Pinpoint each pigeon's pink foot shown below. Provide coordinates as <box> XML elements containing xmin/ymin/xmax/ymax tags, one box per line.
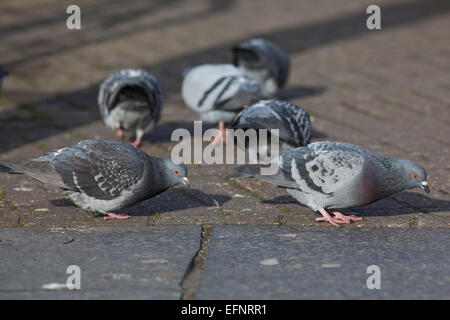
<box><xmin>332</xmin><ymin>210</ymin><xmax>362</xmax><ymax>223</ymax></box>
<box><xmin>211</xmin><ymin>121</ymin><xmax>228</xmax><ymax>144</ymax></box>
<box><xmin>103</xmin><ymin>212</ymin><xmax>130</xmax><ymax>220</ymax></box>
<box><xmin>129</xmin><ymin>138</ymin><xmax>142</xmax><ymax>148</ymax></box>
<box><xmin>315</xmin><ymin>210</ymin><xmax>362</xmax><ymax>225</ymax></box>
<box><xmin>129</xmin><ymin>130</ymin><xmax>144</xmax><ymax>148</ymax></box>
<box><xmin>316</xmin><ymin>208</ymin><xmax>340</xmax><ymax>227</ymax></box>
<box><xmin>116</xmin><ymin>128</ymin><xmax>124</xmax><ymax>140</ymax></box>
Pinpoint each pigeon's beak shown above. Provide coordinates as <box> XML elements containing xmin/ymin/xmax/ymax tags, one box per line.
<box><xmin>421</xmin><ymin>181</ymin><xmax>430</xmax><ymax>193</ymax></box>
<box><xmin>182</xmin><ymin>177</ymin><xmax>191</xmax><ymax>191</ymax></box>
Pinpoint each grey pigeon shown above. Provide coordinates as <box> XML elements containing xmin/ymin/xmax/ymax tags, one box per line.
<box><xmin>0</xmin><ymin>140</ymin><xmax>189</xmax><ymax>220</ymax></box>
<box><xmin>0</xmin><ymin>66</ymin><xmax>8</xmax><ymax>92</ymax></box>
<box><xmin>182</xmin><ymin>64</ymin><xmax>265</xmax><ymax>142</ymax></box>
<box><xmin>232</xmin><ymin>38</ymin><xmax>289</xmax><ymax>96</ymax></box>
<box><xmin>98</xmin><ymin>69</ymin><xmax>163</xmax><ymax>147</ymax></box>
<box><xmin>232</xmin><ymin>99</ymin><xmax>312</xmax><ymax>159</ymax></box>
<box><xmin>228</xmin><ymin>142</ymin><xmax>429</xmax><ymax>226</ymax></box>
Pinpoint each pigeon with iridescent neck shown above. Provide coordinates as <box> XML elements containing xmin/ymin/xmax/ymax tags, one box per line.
<box><xmin>228</xmin><ymin>142</ymin><xmax>429</xmax><ymax>226</ymax></box>
<box><xmin>0</xmin><ymin>140</ymin><xmax>189</xmax><ymax>220</ymax></box>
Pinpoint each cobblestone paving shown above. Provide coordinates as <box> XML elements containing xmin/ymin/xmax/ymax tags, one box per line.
<box><xmin>0</xmin><ymin>0</ymin><xmax>449</xmax><ymax>299</ymax></box>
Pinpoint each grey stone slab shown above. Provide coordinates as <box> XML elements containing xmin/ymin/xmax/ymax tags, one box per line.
<box><xmin>0</xmin><ymin>226</ymin><xmax>201</xmax><ymax>299</ymax></box>
<box><xmin>197</xmin><ymin>226</ymin><xmax>450</xmax><ymax>299</ymax></box>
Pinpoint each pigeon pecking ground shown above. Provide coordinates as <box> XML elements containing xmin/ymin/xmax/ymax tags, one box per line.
<box><xmin>0</xmin><ymin>0</ymin><xmax>449</xmax><ymax>300</ymax></box>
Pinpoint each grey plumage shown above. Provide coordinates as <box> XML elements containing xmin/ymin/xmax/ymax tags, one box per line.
<box><xmin>98</xmin><ymin>69</ymin><xmax>163</xmax><ymax>142</ymax></box>
<box><xmin>0</xmin><ymin>140</ymin><xmax>189</xmax><ymax>215</ymax></box>
<box><xmin>229</xmin><ymin>142</ymin><xmax>429</xmax><ymax>222</ymax></box>
<box><xmin>232</xmin><ymin>99</ymin><xmax>312</xmax><ymax>156</ymax></box>
<box><xmin>181</xmin><ymin>64</ymin><xmax>265</xmax><ymax>124</ymax></box>
<box><xmin>0</xmin><ymin>66</ymin><xmax>8</xmax><ymax>92</ymax></box>
<box><xmin>232</xmin><ymin>38</ymin><xmax>289</xmax><ymax>96</ymax></box>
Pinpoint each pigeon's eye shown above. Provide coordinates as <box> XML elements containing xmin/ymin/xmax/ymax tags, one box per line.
<box><xmin>412</xmin><ymin>173</ymin><xmax>418</xmax><ymax>178</ymax></box>
<box><xmin>174</xmin><ymin>170</ymin><xmax>179</xmax><ymax>175</ymax></box>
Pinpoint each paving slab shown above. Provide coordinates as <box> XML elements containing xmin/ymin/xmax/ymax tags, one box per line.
<box><xmin>197</xmin><ymin>226</ymin><xmax>450</xmax><ymax>299</ymax></box>
<box><xmin>0</xmin><ymin>226</ymin><xmax>201</xmax><ymax>299</ymax></box>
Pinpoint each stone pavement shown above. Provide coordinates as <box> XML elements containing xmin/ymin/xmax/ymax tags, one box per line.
<box><xmin>0</xmin><ymin>226</ymin><xmax>200</xmax><ymax>299</ymax></box>
<box><xmin>0</xmin><ymin>0</ymin><xmax>449</xmax><ymax>299</ymax></box>
<box><xmin>197</xmin><ymin>226</ymin><xmax>450</xmax><ymax>299</ymax></box>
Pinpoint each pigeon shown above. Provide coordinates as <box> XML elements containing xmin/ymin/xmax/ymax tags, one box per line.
<box><xmin>232</xmin><ymin>99</ymin><xmax>312</xmax><ymax>159</ymax></box>
<box><xmin>0</xmin><ymin>140</ymin><xmax>190</xmax><ymax>220</ymax></box>
<box><xmin>228</xmin><ymin>141</ymin><xmax>429</xmax><ymax>226</ymax></box>
<box><xmin>0</xmin><ymin>66</ymin><xmax>8</xmax><ymax>92</ymax></box>
<box><xmin>98</xmin><ymin>69</ymin><xmax>163</xmax><ymax>147</ymax></box>
<box><xmin>232</xmin><ymin>38</ymin><xmax>289</xmax><ymax>96</ymax></box>
<box><xmin>181</xmin><ymin>63</ymin><xmax>265</xmax><ymax>142</ymax></box>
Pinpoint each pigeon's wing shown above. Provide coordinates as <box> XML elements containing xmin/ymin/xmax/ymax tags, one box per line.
<box><xmin>198</xmin><ymin>75</ymin><xmax>262</xmax><ymax>111</ymax></box>
<box><xmin>228</xmin><ymin>160</ymin><xmax>298</xmax><ymax>189</ymax></box>
<box><xmin>278</xmin><ymin>144</ymin><xmax>365</xmax><ymax>196</ymax></box>
<box><xmin>98</xmin><ymin>69</ymin><xmax>162</xmax><ymax>119</ymax></box>
<box><xmin>1</xmin><ymin>141</ymin><xmax>146</xmax><ymax>200</ymax></box>
<box><xmin>182</xmin><ymin>64</ymin><xmax>263</xmax><ymax>113</ymax></box>
<box><xmin>232</xmin><ymin>100</ymin><xmax>311</xmax><ymax>146</ymax></box>
<box><xmin>0</xmin><ymin>158</ymin><xmax>67</xmax><ymax>187</ymax></box>
<box><xmin>232</xmin><ymin>38</ymin><xmax>290</xmax><ymax>88</ymax></box>
<box><xmin>242</xmin><ymin>143</ymin><xmax>364</xmax><ymax>196</ymax></box>
<box><xmin>49</xmin><ymin>140</ymin><xmax>145</xmax><ymax>200</ymax></box>
<box><xmin>217</xmin><ymin>76</ymin><xmax>263</xmax><ymax>111</ymax></box>
<box><xmin>236</xmin><ymin>115</ymin><xmax>294</xmax><ymax>142</ymax></box>
<box><xmin>283</xmin><ymin>103</ymin><xmax>311</xmax><ymax>146</ymax></box>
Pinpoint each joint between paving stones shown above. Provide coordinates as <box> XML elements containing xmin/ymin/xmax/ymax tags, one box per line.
<box><xmin>180</xmin><ymin>224</ymin><xmax>213</xmax><ymax>300</ymax></box>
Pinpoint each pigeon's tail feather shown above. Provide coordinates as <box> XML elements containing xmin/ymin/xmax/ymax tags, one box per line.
<box><xmin>226</xmin><ymin>164</ymin><xmax>262</xmax><ymax>179</ymax></box>
<box><xmin>0</xmin><ymin>160</ymin><xmax>23</xmax><ymax>174</ymax></box>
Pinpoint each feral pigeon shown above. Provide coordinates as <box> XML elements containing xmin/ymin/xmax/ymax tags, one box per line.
<box><xmin>232</xmin><ymin>38</ymin><xmax>289</xmax><ymax>96</ymax></box>
<box><xmin>232</xmin><ymin>99</ymin><xmax>312</xmax><ymax>159</ymax></box>
<box><xmin>182</xmin><ymin>63</ymin><xmax>265</xmax><ymax>142</ymax></box>
<box><xmin>228</xmin><ymin>142</ymin><xmax>429</xmax><ymax>226</ymax></box>
<box><xmin>0</xmin><ymin>66</ymin><xmax>8</xmax><ymax>92</ymax></box>
<box><xmin>0</xmin><ymin>140</ymin><xmax>189</xmax><ymax>220</ymax></box>
<box><xmin>98</xmin><ymin>69</ymin><xmax>163</xmax><ymax>147</ymax></box>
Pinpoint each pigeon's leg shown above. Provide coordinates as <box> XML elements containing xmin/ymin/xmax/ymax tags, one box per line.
<box><xmin>331</xmin><ymin>210</ymin><xmax>362</xmax><ymax>223</ymax></box>
<box><xmin>211</xmin><ymin>121</ymin><xmax>229</xmax><ymax>144</ymax></box>
<box><xmin>103</xmin><ymin>212</ymin><xmax>130</xmax><ymax>220</ymax></box>
<box><xmin>315</xmin><ymin>208</ymin><xmax>340</xmax><ymax>227</ymax></box>
<box><xmin>116</xmin><ymin>128</ymin><xmax>124</xmax><ymax>140</ymax></box>
<box><xmin>129</xmin><ymin>129</ymin><xmax>144</xmax><ymax>148</ymax></box>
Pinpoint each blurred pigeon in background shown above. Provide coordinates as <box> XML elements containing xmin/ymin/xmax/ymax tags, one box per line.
<box><xmin>232</xmin><ymin>38</ymin><xmax>289</xmax><ymax>96</ymax></box>
<box><xmin>182</xmin><ymin>64</ymin><xmax>265</xmax><ymax>142</ymax></box>
<box><xmin>98</xmin><ymin>69</ymin><xmax>163</xmax><ymax>147</ymax></box>
<box><xmin>0</xmin><ymin>66</ymin><xmax>8</xmax><ymax>93</ymax></box>
<box><xmin>232</xmin><ymin>99</ymin><xmax>312</xmax><ymax>159</ymax></box>
<box><xmin>0</xmin><ymin>140</ymin><xmax>190</xmax><ymax>220</ymax></box>
<box><xmin>228</xmin><ymin>142</ymin><xmax>429</xmax><ymax>226</ymax></box>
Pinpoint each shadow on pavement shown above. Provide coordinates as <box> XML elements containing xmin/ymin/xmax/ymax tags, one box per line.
<box><xmin>276</xmin><ymin>85</ymin><xmax>326</xmax><ymax>101</ymax></box>
<box><xmin>263</xmin><ymin>191</ymin><xmax>450</xmax><ymax>216</ymax></box>
<box><xmin>50</xmin><ymin>188</ymin><xmax>231</xmax><ymax>217</ymax></box>
<box><xmin>3</xmin><ymin>0</ymin><xmax>236</xmax><ymax>67</ymax></box>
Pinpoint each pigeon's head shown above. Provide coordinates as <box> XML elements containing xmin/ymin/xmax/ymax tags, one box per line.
<box><xmin>398</xmin><ymin>159</ymin><xmax>429</xmax><ymax>193</ymax></box>
<box><xmin>162</xmin><ymin>159</ymin><xmax>190</xmax><ymax>189</ymax></box>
